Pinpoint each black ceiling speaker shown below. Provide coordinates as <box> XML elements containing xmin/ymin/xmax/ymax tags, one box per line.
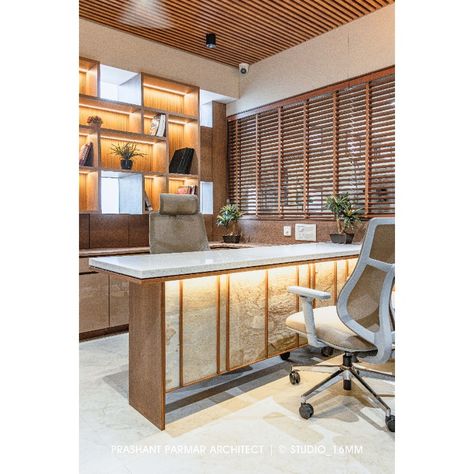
<box><xmin>206</xmin><ymin>33</ymin><xmax>216</xmax><ymax>49</ymax></box>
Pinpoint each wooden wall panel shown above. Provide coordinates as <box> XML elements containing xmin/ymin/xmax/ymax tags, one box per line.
<box><xmin>200</xmin><ymin>126</ymin><xmax>213</xmax><ymax>181</ymax></box>
<box><xmin>128</xmin><ymin>214</ymin><xmax>149</xmax><ymax>247</ymax></box>
<box><xmin>109</xmin><ymin>277</ymin><xmax>129</xmax><ymax>326</ymax></box>
<box><xmin>79</xmin><ymin>214</ymin><xmax>90</xmax><ymax>249</ymax></box>
<box><xmin>237</xmin><ymin>218</ymin><xmax>368</xmax><ymax>244</ymax></box>
<box><xmin>79</xmin><ymin>273</ymin><xmax>109</xmax><ymax>332</ymax></box>
<box><xmin>89</xmin><ymin>214</ymin><xmax>129</xmax><ymax>248</ymax></box>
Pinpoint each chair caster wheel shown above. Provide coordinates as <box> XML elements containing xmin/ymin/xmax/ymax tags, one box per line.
<box><xmin>280</xmin><ymin>352</ymin><xmax>291</xmax><ymax>361</ymax></box>
<box><xmin>299</xmin><ymin>403</ymin><xmax>314</xmax><ymax>419</ymax></box>
<box><xmin>343</xmin><ymin>379</ymin><xmax>352</xmax><ymax>391</ymax></box>
<box><xmin>289</xmin><ymin>370</ymin><xmax>300</xmax><ymax>385</ymax></box>
<box><xmin>385</xmin><ymin>415</ymin><xmax>395</xmax><ymax>432</ymax></box>
<box><xmin>321</xmin><ymin>347</ymin><xmax>334</xmax><ymax>357</ymax></box>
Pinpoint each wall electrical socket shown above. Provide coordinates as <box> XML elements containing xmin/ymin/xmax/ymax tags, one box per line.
<box><xmin>295</xmin><ymin>223</ymin><xmax>317</xmax><ymax>241</ymax></box>
<box><xmin>283</xmin><ymin>225</ymin><xmax>292</xmax><ymax>237</ymax></box>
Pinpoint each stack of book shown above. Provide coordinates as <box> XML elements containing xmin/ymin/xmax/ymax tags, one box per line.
<box><xmin>169</xmin><ymin>147</ymin><xmax>194</xmax><ymax>174</ymax></box>
<box><xmin>149</xmin><ymin>114</ymin><xmax>166</xmax><ymax>137</ymax></box>
<box><xmin>176</xmin><ymin>185</ymin><xmax>198</xmax><ymax>195</ymax></box>
<box><xmin>79</xmin><ymin>142</ymin><xmax>94</xmax><ymax>167</ymax></box>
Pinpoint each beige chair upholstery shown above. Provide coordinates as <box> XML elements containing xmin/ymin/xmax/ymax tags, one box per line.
<box><xmin>149</xmin><ymin>194</ymin><xmax>210</xmax><ymax>254</ymax></box>
<box><xmin>286</xmin><ymin>307</ymin><xmax>376</xmax><ymax>352</ymax></box>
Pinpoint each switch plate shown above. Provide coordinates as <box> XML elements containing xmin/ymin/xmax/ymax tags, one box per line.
<box><xmin>283</xmin><ymin>225</ymin><xmax>292</xmax><ymax>237</ymax></box>
<box><xmin>295</xmin><ymin>224</ymin><xmax>316</xmax><ymax>241</ymax></box>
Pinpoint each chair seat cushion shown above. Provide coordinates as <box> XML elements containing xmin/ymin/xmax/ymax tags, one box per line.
<box><xmin>286</xmin><ymin>306</ymin><xmax>376</xmax><ymax>352</ymax></box>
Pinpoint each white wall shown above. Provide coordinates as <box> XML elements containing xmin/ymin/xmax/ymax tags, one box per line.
<box><xmin>227</xmin><ymin>4</ymin><xmax>394</xmax><ymax>115</ymax></box>
<box><xmin>79</xmin><ymin>19</ymin><xmax>239</xmax><ymax>99</ymax></box>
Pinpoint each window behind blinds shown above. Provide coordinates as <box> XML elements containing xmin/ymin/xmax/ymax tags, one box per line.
<box><xmin>227</xmin><ymin>69</ymin><xmax>395</xmax><ymax>219</ymax></box>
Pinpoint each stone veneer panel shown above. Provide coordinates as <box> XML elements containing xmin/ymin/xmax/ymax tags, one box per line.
<box><xmin>315</xmin><ymin>261</ymin><xmax>337</xmax><ymax>308</ymax></box>
<box><xmin>182</xmin><ymin>276</ymin><xmax>218</xmax><ymax>384</ymax></box>
<box><xmin>229</xmin><ymin>270</ymin><xmax>266</xmax><ymax>368</ymax></box>
<box><xmin>268</xmin><ymin>266</ymin><xmax>299</xmax><ymax>356</ymax></box>
<box><xmin>165</xmin><ymin>280</ymin><xmax>180</xmax><ymax>390</ymax></box>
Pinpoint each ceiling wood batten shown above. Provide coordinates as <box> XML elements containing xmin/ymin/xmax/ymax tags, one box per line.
<box><xmin>79</xmin><ymin>0</ymin><xmax>393</xmax><ymax>67</ymax></box>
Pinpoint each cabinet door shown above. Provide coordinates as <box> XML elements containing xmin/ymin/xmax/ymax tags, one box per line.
<box><xmin>110</xmin><ymin>277</ymin><xmax>129</xmax><ymax>327</ymax></box>
<box><xmin>79</xmin><ymin>273</ymin><xmax>109</xmax><ymax>333</ymax></box>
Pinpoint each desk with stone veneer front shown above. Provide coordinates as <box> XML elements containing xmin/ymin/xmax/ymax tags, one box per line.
<box><xmin>90</xmin><ymin>242</ymin><xmax>361</xmax><ymax>430</ymax></box>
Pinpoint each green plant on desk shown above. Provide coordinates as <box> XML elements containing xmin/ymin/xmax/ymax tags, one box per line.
<box><xmin>326</xmin><ymin>194</ymin><xmax>363</xmax><ymax>243</ymax></box>
<box><xmin>217</xmin><ymin>203</ymin><xmax>243</xmax><ymax>243</ymax></box>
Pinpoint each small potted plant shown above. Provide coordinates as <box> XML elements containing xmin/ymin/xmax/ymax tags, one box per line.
<box><xmin>110</xmin><ymin>142</ymin><xmax>146</xmax><ymax>170</ymax></box>
<box><xmin>87</xmin><ymin>115</ymin><xmax>103</xmax><ymax>130</ymax></box>
<box><xmin>325</xmin><ymin>193</ymin><xmax>363</xmax><ymax>244</ymax></box>
<box><xmin>216</xmin><ymin>204</ymin><xmax>243</xmax><ymax>243</ymax></box>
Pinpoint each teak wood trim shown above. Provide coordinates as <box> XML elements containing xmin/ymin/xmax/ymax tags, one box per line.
<box><xmin>364</xmin><ymin>82</ymin><xmax>371</xmax><ymax>215</ymax></box>
<box><xmin>216</xmin><ymin>276</ymin><xmax>221</xmax><ymax>374</ymax></box>
<box><xmin>178</xmin><ymin>280</ymin><xmax>184</xmax><ymax>387</ymax></box>
<box><xmin>264</xmin><ymin>270</ymin><xmax>269</xmax><ymax>359</ymax></box>
<box><xmin>225</xmin><ymin>274</ymin><xmax>230</xmax><ymax>372</ymax></box>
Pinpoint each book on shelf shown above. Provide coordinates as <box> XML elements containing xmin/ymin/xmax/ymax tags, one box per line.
<box><xmin>169</xmin><ymin>147</ymin><xmax>194</xmax><ymax>174</ymax></box>
<box><xmin>79</xmin><ymin>142</ymin><xmax>93</xmax><ymax>166</ymax></box>
<box><xmin>176</xmin><ymin>185</ymin><xmax>197</xmax><ymax>195</ymax></box>
<box><xmin>149</xmin><ymin>114</ymin><xmax>166</xmax><ymax>137</ymax></box>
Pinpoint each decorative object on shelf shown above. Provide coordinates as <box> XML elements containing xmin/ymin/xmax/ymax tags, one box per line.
<box><xmin>110</xmin><ymin>142</ymin><xmax>146</xmax><ymax>170</ymax></box>
<box><xmin>325</xmin><ymin>193</ymin><xmax>363</xmax><ymax>244</ymax></box>
<box><xmin>176</xmin><ymin>185</ymin><xmax>197</xmax><ymax>195</ymax></box>
<box><xmin>79</xmin><ymin>142</ymin><xmax>94</xmax><ymax>167</ymax></box>
<box><xmin>216</xmin><ymin>203</ymin><xmax>243</xmax><ymax>243</ymax></box>
<box><xmin>86</xmin><ymin>115</ymin><xmax>103</xmax><ymax>130</ymax></box>
<box><xmin>169</xmin><ymin>147</ymin><xmax>194</xmax><ymax>174</ymax></box>
<box><xmin>149</xmin><ymin>114</ymin><xmax>166</xmax><ymax>137</ymax></box>
<box><xmin>144</xmin><ymin>190</ymin><xmax>153</xmax><ymax>212</ymax></box>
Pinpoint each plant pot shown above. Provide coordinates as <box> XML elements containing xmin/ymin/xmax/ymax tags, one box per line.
<box><xmin>223</xmin><ymin>235</ymin><xmax>241</xmax><ymax>244</ymax></box>
<box><xmin>330</xmin><ymin>233</ymin><xmax>354</xmax><ymax>244</ymax></box>
<box><xmin>121</xmin><ymin>159</ymin><xmax>133</xmax><ymax>170</ymax></box>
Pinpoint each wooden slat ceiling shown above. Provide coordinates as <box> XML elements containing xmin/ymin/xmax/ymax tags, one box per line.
<box><xmin>79</xmin><ymin>0</ymin><xmax>394</xmax><ymax>67</ymax></box>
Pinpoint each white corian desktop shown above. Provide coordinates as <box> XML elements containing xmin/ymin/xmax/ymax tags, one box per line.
<box><xmin>90</xmin><ymin>242</ymin><xmax>361</xmax><ymax>430</ymax></box>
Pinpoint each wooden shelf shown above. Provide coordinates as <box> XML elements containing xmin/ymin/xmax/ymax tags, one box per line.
<box><xmin>169</xmin><ymin>173</ymin><xmax>199</xmax><ymax>180</ymax></box>
<box><xmin>99</xmin><ymin>128</ymin><xmax>166</xmax><ymax>144</ymax></box>
<box><xmin>79</xmin><ymin>57</ymin><xmax>201</xmax><ymax>214</ymax></box>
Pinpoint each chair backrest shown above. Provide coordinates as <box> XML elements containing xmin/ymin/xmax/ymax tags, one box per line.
<box><xmin>337</xmin><ymin>217</ymin><xmax>395</xmax><ymax>363</ymax></box>
<box><xmin>149</xmin><ymin>194</ymin><xmax>210</xmax><ymax>254</ymax></box>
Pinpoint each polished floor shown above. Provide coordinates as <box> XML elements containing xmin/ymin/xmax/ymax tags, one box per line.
<box><xmin>80</xmin><ymin>333</ymin><xmax>395</xmax><ymax>473</ymax></box>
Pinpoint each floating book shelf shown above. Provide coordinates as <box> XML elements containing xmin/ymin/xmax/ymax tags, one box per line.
<box><xmin>78</xmin><ymin>57</ymin><xmax>200</xmax><ymax>214</ymax></box>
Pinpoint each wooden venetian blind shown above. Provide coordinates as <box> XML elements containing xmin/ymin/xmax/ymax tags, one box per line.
<box><xmin>228</xmin><ymin>69</ymin><xmax>395</xmax><ymax>219</ymax></box>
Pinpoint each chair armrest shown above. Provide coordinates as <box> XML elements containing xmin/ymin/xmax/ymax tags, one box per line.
<box><xmin>287</xmin><ymin>286</ymin><xmax>331</xmax><ymax>300</ymax></box>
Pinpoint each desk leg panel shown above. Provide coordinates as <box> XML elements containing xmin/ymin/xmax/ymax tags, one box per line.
<box><xmin>129</xmin><ymin>281</ymin><xmax>166</xmax><ymax>430</ymax></box>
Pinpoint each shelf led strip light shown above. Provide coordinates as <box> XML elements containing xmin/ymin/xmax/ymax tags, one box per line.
<box><xmin>143</xmin><ymin>83</ymin><xmax>187</xmax><ymax>96</ymax></box>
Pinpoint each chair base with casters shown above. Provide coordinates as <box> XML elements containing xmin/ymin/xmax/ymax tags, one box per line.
<box><xmin>289</xmin><ymin>352</ymin><xmax>395</xmax><ymax>432</ymax></box>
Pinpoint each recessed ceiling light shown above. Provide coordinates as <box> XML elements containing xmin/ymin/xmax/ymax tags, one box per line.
<box><xmin>206</xmin><ymin>33</ymin><xmax>216</xmax><ymax>49</ymax></box>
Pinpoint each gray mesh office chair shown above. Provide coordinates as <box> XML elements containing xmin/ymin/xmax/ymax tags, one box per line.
<box><xmin>285</xmin><ymin>217</ymin><xmax>395</xmax><ymax>431</ymax></box>
<box><xmin>149</xmin><ymin>194</ymin><xmax>210</xmax><ymax>254</ymax></box>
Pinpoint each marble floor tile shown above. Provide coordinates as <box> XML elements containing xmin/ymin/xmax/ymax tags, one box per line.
<box><xmin>80</xmin><ymin>333</ymin><xmax>394</xmax><ymax>474</ymax></box>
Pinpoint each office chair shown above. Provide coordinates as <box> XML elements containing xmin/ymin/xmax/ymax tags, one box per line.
<box><xmin>149</xmin><ymin>194</ymin><xmax>210</xmax><ymax>253</ymax></box>
<box><xmin>285</xmin><ymin>217</ymin><xmax>395</xmax><ymax>432</ymax></box>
